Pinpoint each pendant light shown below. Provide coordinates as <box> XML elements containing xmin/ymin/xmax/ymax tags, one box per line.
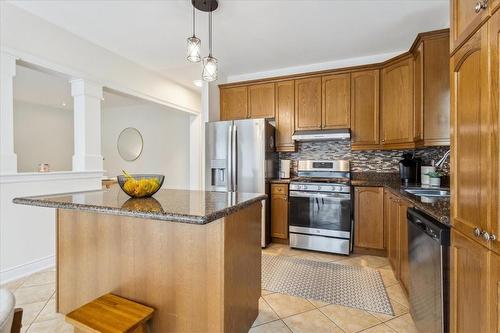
<box><xmin>202</xmin><ymin>11</ymin><xmax>217</xmax><ymax>82</ymax></box>
<box><xmin>186</xmin><ymin>7</ymin><xmax>201</xmax><ymax>63</ymax></box>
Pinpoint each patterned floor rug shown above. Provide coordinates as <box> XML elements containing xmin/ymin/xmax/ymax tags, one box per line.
<box><xmin>262</xmin><ymin>254</ymin><xmax>394</xmax><ymax>315</ymax></box>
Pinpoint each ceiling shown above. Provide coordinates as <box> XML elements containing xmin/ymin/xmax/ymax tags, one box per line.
<box><xmin>9</xmin><ymin>1</ymin><xmax>449</xmax><ymax>89</ymax></box>
<box><xmin>14</xmin><ymin>65</ymin><xmax>149</xmax><ymax>110</ymax></box>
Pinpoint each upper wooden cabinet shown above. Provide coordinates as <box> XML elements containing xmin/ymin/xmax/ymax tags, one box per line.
<box><xmin>354</xmin><ymin>187</ymin><xmax>384</xmax><ymax>251</ymax></box>
<box><xmin>220</xmin><ymin>86</ymin><xmax>248</xmax><ymax>120</ymax></box>
<box><xmin>248</xmin><ymin>83</ymin><xmax>275</xmax><ymax>119</ymax></box>
<box><xmin>351</xmin><ymin>70</ymin><xmax>380</xmax><ymax>150</ymax></box>
<box><xmin>413</xmin><ymin>31</ymin><xmax>451</xmax><ymax>146</ymax></box>
<box><xmin>275</xmin><ymin>81</ymin><xmax>296</xmax><ymax>152</ymax></box>
<box><xmin>450</xmin><ymin>23</ymin><xmax>491</xmax><ymax>245</ymax></box>
<box><xmin>322</xmin><ymin>73</ymin><xmax>350</xmax><ymax>129</ymax></box>
<box><xmin>381</xmin><ymin>56</ymin><xmax>415</xmax><ymax>148</ymax></box>
<box><xmin>451</xmin><ymin>0</ymin><xmax>490</xmax><ymax>53</ymax></box>
<box><xmin>294</xmin><ymin>77</ymin><xmax>322</xmax><ymax>131</ymax></box>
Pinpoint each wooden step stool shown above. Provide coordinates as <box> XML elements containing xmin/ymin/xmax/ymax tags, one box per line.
<box><xmin>65</xmin><ymin>293</ymin><xmax>155</xmax><ymax>333</ymax></box>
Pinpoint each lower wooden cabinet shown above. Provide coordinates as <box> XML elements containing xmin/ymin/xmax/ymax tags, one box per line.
<box><xmin>398</xmin><ymin>199</ymin><xmax>411</xmax><ymax>293</ymax></box>
<box><xmin>270</xmin><ymin>183</ymin><xmax>289</xmax><ymax>241</ymax></box>
<box><xmin>354</xmin><ymin>187</ymin><xmax>384</xmax><ymax>251</ymax></box>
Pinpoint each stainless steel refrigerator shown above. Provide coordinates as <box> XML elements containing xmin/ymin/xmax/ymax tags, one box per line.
<box><xmin>205</xmin><ymin>118</ymin><xmax>277</xmax><ymax>247</ymax></box>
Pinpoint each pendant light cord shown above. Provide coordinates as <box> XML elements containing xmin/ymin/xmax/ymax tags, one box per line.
<box><xmin>192</xmin><ymin>6</ymin><xmax>196</xmax><ymax>37</ymax></box>
<box><xmin>209</xmin><ymin>11</ymin><xmax>213</xmax><ymax>56</ymax></box>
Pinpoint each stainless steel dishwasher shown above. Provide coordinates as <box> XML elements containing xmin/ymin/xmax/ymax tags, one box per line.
<box><xmin>407</xmin><ymin>208</ymin><xmax>450</xmax><ymax>333</ymax></box>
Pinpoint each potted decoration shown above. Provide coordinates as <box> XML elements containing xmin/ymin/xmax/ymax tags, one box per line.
<box><xmin>426</xmin><ymin>171</ymin><xmax>444</xmax><ymax>187</ymax></box>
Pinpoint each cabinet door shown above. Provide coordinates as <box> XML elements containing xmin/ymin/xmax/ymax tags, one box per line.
<box><xmin>451</xmin><ymin>24</ymin><xmax>491</xmax><ymax>245</ymax></box>
<box><xmin>275</xmin><ymin>81</ymin><xmax>296</xmax><ymax>152</ymax></box>
<box><xmin>450</xmin><ymin>229</ymin><xmax>491</xmax><ymax>333</ymax></box>
<box><xmin>381</xmin><ymin>56</ymin><xmax>415</xmax><ymax>147</ymax></box>
<box><xmin>351</xmin><ymin>70</ymin><xmax>380</xmax><ymax>149</ymax></box>
<box><xmin>271</xmin><ymin>185</ymin><xmax>288</xmax><ymax>240</ymax></box>
<box><xmin>294</xmin><ymin>77</ymin><xmax>322</xmax><ymax>131</ymax></box>
<box><xmin>398</xmin><ymin>200</ymin><xmax>410</xmax><ymax>293</ymax></box>
<box><xmin>354</xmin><ymin>187</ymin><xmax>384</xmax><ymax>250</ymax></box>
<box><xmin>489</xmin><ymin>10</ymin><xmax>500</xmax><ymax>255</ymax></box>
<box><xmin>248</xmin><ymin>83</ymin><xmax>275</xmax><ymax>119</ymax></box>
<box><xmin>451</xmin><ymin>0</ymin><xmax>489</xmax><ymax>53</ymax></box>
<box><xmin>220</xmin><ymin>86</ymin><xmax>248</xmax><ymax>120</ymax></box>
<box><xmin>322</xmin><ymin>73</ymin><xmax>350</xmax><ymax>129</ymax></box>
<box><xmin>387</xmin><ymin>196</ymin><xmax>400</xmax><ymax>277</ymax></box>
<box><xmin>490</xmin><ymin>250</ymin><xmax>500</xmax><ymax>333</ymax></box>
<box><xmin>413</xmin><ymin>41</ymin><xmax>424</xmax><ymax>144</ymax></box>
<box><xmin>423</xmin><ymin>34</ymin><xmax>451</xmax><ymax>146</ymax></box>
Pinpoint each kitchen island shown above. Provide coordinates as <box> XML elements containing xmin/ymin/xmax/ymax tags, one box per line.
<box><xmin>14</xmin><ymin>187</ymin><xmax>266</xmax><ymax>333</ymax></box>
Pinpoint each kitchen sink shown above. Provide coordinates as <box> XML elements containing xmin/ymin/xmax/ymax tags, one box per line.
<box><xmin>404</xmin><ymin>188</ymin><xmax>451</xmax><ymax>197</ymax></box>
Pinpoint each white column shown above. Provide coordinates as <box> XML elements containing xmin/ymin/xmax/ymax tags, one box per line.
<box><xmin>189</xmin><ymin>81</ymin><xmax>209</xmax><ymax>190</ymax></box>
<box><xmin>0</xmin><ymin>52</ymin><xmax>18</xmax><ymax>174</ymax></box>
<box><xmin>70</xmin><ymin>79</ymin><xmax>103</xmax><ymax>171</ymax></box>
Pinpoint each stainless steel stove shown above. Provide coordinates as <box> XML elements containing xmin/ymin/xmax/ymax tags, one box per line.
<box><xmin>289</xmin><ymin>160</ymin><xmax>352</xmax><ymax>255</ymax></box>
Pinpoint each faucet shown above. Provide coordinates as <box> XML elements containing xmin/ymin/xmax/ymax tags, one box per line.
<box><xmin>435</xmin><ymin>150</ymin><xmax>450</xmax><ymax>168</ymax></box>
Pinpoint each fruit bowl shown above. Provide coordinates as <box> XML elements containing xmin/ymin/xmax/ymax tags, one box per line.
<box><xmin>117</xmin><ymin>174</ymin><xmax>164</xmax><ymax>198</ymax></box>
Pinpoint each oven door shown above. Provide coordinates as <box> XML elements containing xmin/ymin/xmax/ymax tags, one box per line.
<box><xmin>289</xmin><ymin>191</ymin><xmax>352</xmax><ymax>238</ymax></box>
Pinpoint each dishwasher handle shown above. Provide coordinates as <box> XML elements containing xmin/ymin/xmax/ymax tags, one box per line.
<box><xmin>407</xmin><ymin>208</ymin><xmax>450</xmax><ymax>246</ymax></box>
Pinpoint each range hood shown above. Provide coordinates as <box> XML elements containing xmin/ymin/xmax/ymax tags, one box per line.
<box><xmin>292</xmin><ymin>129</ymin><xmax>351</xmax><ymax>141</ymax></box>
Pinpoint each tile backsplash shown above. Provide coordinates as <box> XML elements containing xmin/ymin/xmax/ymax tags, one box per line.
<box><xmin>279</xmin><ymin>140</ymin><xmax>450</xmax><ymax>174</ymax></box>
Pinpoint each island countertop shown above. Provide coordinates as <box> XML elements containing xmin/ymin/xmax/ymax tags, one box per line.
<box><xmin>13</xmin><ymin>186</ymin><xmax>266</xmax><ymax>224</ymax></box>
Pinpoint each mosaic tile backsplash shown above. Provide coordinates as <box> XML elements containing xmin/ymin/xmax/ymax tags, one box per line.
<box><xmin>279</xmin><ymin>140</ymin><xmax>450</xmax><ymax>174</ymax></box>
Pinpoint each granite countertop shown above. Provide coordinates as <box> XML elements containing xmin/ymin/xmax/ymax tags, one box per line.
<box><xmin>13</xmin><ymin>187</ymin><xmax>267</xmax><ymax>224</ymax></box>
<box><xmin>352</xmin><ymin>172</ymin><xmax>450</xmax><ymax>226</ymax></box>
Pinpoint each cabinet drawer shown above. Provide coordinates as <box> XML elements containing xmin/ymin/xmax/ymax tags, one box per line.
<box><xmin>271</xmin><ymin>184</ymin><xmax>288</xmax><ymax>195</ymax></box>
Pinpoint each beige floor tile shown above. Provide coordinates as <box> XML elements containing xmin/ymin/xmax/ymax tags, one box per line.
<box><xmin>22</xmin><ymin>271</ymin><xmax>56</xmax><ymax>288</ymax></box>
<box><xmin>308</xmin><ymin>298</ymin><xmax>331</xmax><ymax>308</ymax></box>
<box><xmin>36</xmin><ymin>299</ymin><xmax>64</xmax><ymax>323</ymax></box>
<box><xmin>14</xmin><ymin>284</ymin><xmax>55</xmax><ymax>306</ymax></box>
<box><xmin>1</xmin><ymin>278</ymin><xmax>26</xmax><ymax>292</ymax></box>
<box><xmin>385</xmin><ymin>284</ymin><xmax>409</xmax><ymax>308</ymax></box>
<box><xmin>26</xmin><ymin>316</ymin><xmax>74</xmax><ymax>333</ymax></box>
<box><xmin>253</xmin><ymin>298</ymin><xmax>280</xmax><ymax>327</ymax></box>
<box><xmin>263</xmin><ymin>293</ymin><xmax>315</xmax><ymax>318</ymax></box>
<box><xmin>377</xmin><ymin>268</ymin><xmax>399</xmax><ymax>287</ymax></box>
<box><xmin>263</xmin><ymin>244</ymin><xmax>304</xmax><ymax>257</ymax></box>
<box><xmin>360</xmin><ymin>323</ymin><xmax>397</xmax><ymax>333</ymax></box>
<box><xmin>320</xmin><ymin>304</ymin><xmax>381</xmax><ymax>333</ymax></box>
<box><xmin>385</xmin><ymin>313</ymin><xmax>419</xmax><ymax>333</ymax></box>
<box><xmin>20</xmin><ymin>301</ymin><xmax>47</xmax><ymax>327</ymax></box>
<box><xmin>283</xmin><ymin>309</ymin><xmax>343</xmax><ymax>333</ymax></box>
<box><xmin>337</xmin><ymin>255</ymin><xmax>389</xmax><ymax>269</ymax></box>
<box><xmin>294</xmin><ymin>251</ymin><xmax>347</xmax><ymax>262</ymax></box>
<box><xmin>369</xmin><ymin>298</ymin><xmax>408</xmax><ymax>322</ymax></box>
<box><xmin>249</xmin><ymin>320</ymin><xmax>291</xmax><ymax>333</ymax></box>
<box><xmin>261</xmin><ymin>289</ymin><xmax>275</xmax><ymax>296</ymax></box>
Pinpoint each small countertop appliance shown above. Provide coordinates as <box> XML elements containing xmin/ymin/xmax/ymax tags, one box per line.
<box><xmin>399</xmin><ymin>153</ymin><xmax>422</xmax><ymax>185</ymax></box>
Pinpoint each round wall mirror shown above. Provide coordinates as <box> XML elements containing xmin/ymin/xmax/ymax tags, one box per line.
<box><xmin>117</xmin><ymin>127</ymin><xmax>143</xmax><ymax>161</ymax></box>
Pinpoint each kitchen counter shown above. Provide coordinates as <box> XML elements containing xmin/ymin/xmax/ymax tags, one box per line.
<box><xmin>13</xmin><ymin>186</ymin><xmax>266</xmax><ymax>224</ymax></box>
<box><xmin>352</xmin><ymin>172</ymin><xmax>450</xmax><ymax>226</ymax></box>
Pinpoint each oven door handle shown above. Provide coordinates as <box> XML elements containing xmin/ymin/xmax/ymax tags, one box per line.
<box><xmin>289</xmin><ymin>191</ymin><xmax>350</xmax><ymax>199</ymax></box>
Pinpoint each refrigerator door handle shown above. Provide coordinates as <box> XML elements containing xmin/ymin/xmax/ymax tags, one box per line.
<box><xmin>232</xmin><ymin>124</ymin><xmax>237</xmax><ymax>191</ymax></box>
<box><xmin>227</xmin><ymin>124</ymin><xmax>233</xmax><ymax>192</ymax></box>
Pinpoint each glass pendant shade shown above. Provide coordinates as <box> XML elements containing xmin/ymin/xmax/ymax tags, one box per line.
<box><xmin>186</xmin><ymin>36</ymin><xmax>201</xmax><ymax>63</ymax></box>
<box><xmin>202</xmin><ymin>56</ymin><xmax>218</xmax><ymax>82</ymax></box>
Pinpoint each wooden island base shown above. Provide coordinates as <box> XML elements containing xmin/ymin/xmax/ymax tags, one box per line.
<box><xmin>56</xmin><ymin>202</ymin><xmax>262</xmax><ymax>333</ymax></box>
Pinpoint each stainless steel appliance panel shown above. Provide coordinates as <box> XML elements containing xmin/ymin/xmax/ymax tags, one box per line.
<box><xmin>408</xmin><ymin>208</ymin><xmax>449</xmax><ymax>333</ymax></box>
<box><xmin>290</xmin><ymin>233</ymin><xmax>350</xmax><ymax>255</ymax></box>
<box><xmin>205</xmin><ymin>121</ymin><xmax>232</xmax><ymax>192</ymax></box>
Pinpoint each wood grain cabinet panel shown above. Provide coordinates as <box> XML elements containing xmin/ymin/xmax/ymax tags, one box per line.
<box><xmin>450</xmin><ymin>229</ymin><xmax>491</xmax><ymax>333</ymax></box>
<box><xmin>450</xmin><ymin>24</ymin><xmax>491</xmax><ymax>245</ymax></box>
<box><xmin>381</xmin><ymin>56</ymin><xmax>415</xmax><ymax>148</ymax></box>
<box><xmin>387</xmin><ymin>193</ymin><xmax>400</xmax><ymax>278</ymax></box>
<box><xmin>413</xmin><ymin>42</ymin><xmax>424</xmax><ymax>144</ymax></box>
<box><xmin>398</xmin><ymin>200</ymin><xmax>410</xmax><ymax>293</ymax></box>
<box><xmin>220</xmin><ymin>86</ymin><xmax>248</xmax><ymax>120</ymax></box>
<box><xmin>248</xmin><ymin>83</ymin><xmax>275</xmax><ymax>119</ymax></box>
<box><xmin>275</xmin><ymin>81</ymin><xmax>296</xmax><ymax>152</ymax></box>
<box><xmin>354</xmin><ymin>187</ymin><xmax>384</xmax><ymax>250</ymax></box>
<box><xmin>322</xmin><ymin>73</ymin><xmax>350</xmax><ymax>129</ymax></box>
<box><xmin>271</xmin><ymin>184</ymin><xmax>289</xmax><ymax>240</ymax></box>
<box><xmin>451</xmin><ymin>0</ymin><xmax>490</xmax><ymax>53</ymax></box>
<box><xmin>350</xmin><ymin>70</ymin><xmax>380</xmax><ymax>150</ymax></box>
<box><xmin>294</xmin><ymin>77</ymin><xmax>322</xmax><ymax>131</ymax></box>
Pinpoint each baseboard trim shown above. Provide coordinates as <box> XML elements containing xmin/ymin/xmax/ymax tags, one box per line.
<box><xmin>0</xmin><ymin>255</ymin><xmax>55</xmax><ymax>283</ymax></box>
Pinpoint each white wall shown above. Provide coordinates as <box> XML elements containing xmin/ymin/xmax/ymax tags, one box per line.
<box><xmin>14</xmin><ymin>100</ymin><xmax>73</xmax><ymax>172</ymax></box>
<box><xmin>0</xmin><ymin>2</ymin><xmax>200</xmax><ymax>114</ymax></box>
<box><xmin>102</xmin><ymin>104</ymin><xmax>190</xmax><ymax>189</ymax></box>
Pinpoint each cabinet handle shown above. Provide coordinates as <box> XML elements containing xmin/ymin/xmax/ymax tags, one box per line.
<box><xmin>474</xmin><ymin>0</ymin><xmax>488</xmax><ymax>13</ymax></box>
<box><xmin>481</xmin><ymin>231</ymin><xmax>496</xmax><ymax>242</ymax></box>
<box><xmin>473</xmin><ymin>227</ymin><xmax>482</xmax><ymax>238</ymax></box>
